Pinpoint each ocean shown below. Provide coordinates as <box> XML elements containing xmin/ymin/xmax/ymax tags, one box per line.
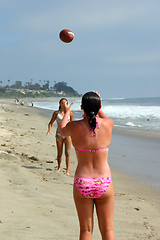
<box><xmin>31</xmin><ymin>97</ymin><xmax>160</xmax><ymax>134</ymax></box>
<box><xmin>29</xmin><ymin>97</ymin><xmax>160</xmax><ymax>190</ymax></box>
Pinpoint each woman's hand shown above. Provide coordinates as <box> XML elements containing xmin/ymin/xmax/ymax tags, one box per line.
<box><xmin>95</xmin><ymin>91</ymin><xmax>102</xmax><ymax>101</ymax></box>
<box><xmin>60</xmin><ymin>102</ymin><xmax>74</xmax><ymax>135</ymax></box>
<box><xmin>46</xmin><ymin>130</ymin><xmax>53</xmax><ymax>136</ymax></box>
<box><xmin>64</xmin><ymin>102</ymin><xmax>73</xmax><ymax>113</ymax></box>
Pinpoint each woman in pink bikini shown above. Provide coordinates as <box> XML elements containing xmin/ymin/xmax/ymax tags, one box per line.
<box><xmin>46</xmin><ymin>98</ymin><xmax>74</xmax><ymax>175</ymax></box>
<box><xmin>60</xmin><ymin>92</ymin><xmax>115</xmax><ymax>240</ymax></box>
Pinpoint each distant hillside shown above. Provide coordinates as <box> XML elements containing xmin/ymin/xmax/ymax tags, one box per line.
<box><xmin>53</xmin><ymin>81</ymin><xmax>80</xmax><ymax>97</ymax></box>
<box><xmin>0</xmin><ymin>80</ymin><xmax>81</xmax><ymax>98</ymax></box>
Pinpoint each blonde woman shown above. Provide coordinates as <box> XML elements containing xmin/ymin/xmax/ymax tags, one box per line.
<box><xmin>46</xmin><ymin>98</ymin><xmax>74</xmax><ymax>175</ymax></box>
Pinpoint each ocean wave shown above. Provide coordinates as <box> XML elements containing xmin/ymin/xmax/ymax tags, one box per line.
<box><xmin>30</xmin><ymin>99</ymin><xmax>160</xmax><ymax>132</ymax></box>
<box><xmin>126</xmin><ymin>122</ymin><xmax>141</xmax><ymax>128</ymax></box>
<box><xmin>32</xmin><ymin>99</ymin><xmax>160</xmax><ymax>120</ymax></box>
<box><xmin>32</xmin><ymin>99</ymin><xmax>82</xmax><ymax>111</ymax></box>
<box><xmin>102</xmin><ymin>105</ymin><xmax>160</xmax><ymax>119</ymax></box>
<box><xmin>104</xmin><ymin>98</ymin><xmax>126</xmax><ymax>100</ymax></box>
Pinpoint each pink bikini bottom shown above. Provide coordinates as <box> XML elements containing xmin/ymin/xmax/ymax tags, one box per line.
<box><xmin>74</xmin><ymin>177</ymin><xmax>112</xmax><ymax>199</ymax></box>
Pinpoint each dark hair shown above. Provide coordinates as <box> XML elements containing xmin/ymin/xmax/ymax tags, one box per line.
<box><xmin>82</xmin><ymin>92</ymin><xmax>101</xmax><ymax>133</ymax></box>
<box><xmin>59</xmin><ymin>98</ymin><xmax>68</xmax><ymax>110</ymax></box>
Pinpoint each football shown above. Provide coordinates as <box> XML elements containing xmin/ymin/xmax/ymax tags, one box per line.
<box><xmin>59</xmin><ymin>29</ymin><xmax>74</xmax><ymax>43</ymax></box>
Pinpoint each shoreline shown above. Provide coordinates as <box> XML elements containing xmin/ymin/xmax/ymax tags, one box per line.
<box><xmin>29</xmin><ymin>97</ymin><xmax>160</xmax><ymax>140</ymax></box>
<box><xmin>25</xmin><ymin>101</ymin><xmax>160</xmax><ymax>191</ymax></box>
<box><xmin>0</xmin><ymin>100</ymin><xmax>160</xmax><ymax>239</ymax></box>
<box><xmin>1</xmin><ymin>99</ymin><xmax>160</xmax><ymax>190</ymax></box>
<box><xmin>2</xmin><ymin>99</ymin><xmax>160</xmax><ymax>190</ymax></box>
<box><xmin>2</xmin><ymin>97</ymin><xmax>160</xmax><ymax>139</ymax></box>
<box><xmin>113</xmin><ymin>126</ymin><xmax>160</xmax><ymax>140</ymax></box>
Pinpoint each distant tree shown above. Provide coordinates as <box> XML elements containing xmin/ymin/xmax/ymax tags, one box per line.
<box><xmin>54</xmin><ymin>81</ymin><xmax>67</xmax><ymax>92</ymax></box>
<box><xmin>54</xmin><ymin>81</ymin><xmax>80</xmax><ymax>96</ymax></box>
<box><xmin>47</xmin><ymin>80</ymin><xmax>50</xmax><ymax>88</ymax></box>
<box><xmin>26</xmin><ymin>82</ymin><xmax>33</xmax><ymax>90</ymax></box>
<box><xmin>24</xmin><ymin>81</ymin><xmax>41</xmax><ymax>90</ymax></box>
<box><xmin>24</xmin><ymin>82</ymin><xmax>28</xmax><ymax>88</ymax></box>
<box><xmin>0</xmin><ymin>87</ymin><xmax>6</xmax><ymax>93</ymax></box>
<box><xmin>33</xmin><ymin>83</ymin><xmax>41</xmax><ymax>90</ymax></box>
<box><xmin>42</xmin><ymin>83</ymin><xmax>49</xmax><ymax>90</ymax></box>
<box><xmin>11</xmin><ymin>81</ymin><xmax>22</xmax><ymax>89</ymax></box>
<box><xmin>41</xmin><ymin>80</ymin><xmax>49</xmax><ymax>90</ymax></box>
<box><xmin>0</xmin><ymin>79</ymin><xmax>80</xmax><ymax>98</ymax></box>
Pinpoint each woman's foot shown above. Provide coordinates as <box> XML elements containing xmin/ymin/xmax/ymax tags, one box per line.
<box><xmin>57</xmin><ymin>166</ymin><xmax>61</xmax><ymax>172</ymax></box>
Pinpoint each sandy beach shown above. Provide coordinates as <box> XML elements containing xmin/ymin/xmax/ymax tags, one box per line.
<box><xmin>0</xmin><ymin>99</ymin><xmax>160</xmax><ymax>240</ymax></box>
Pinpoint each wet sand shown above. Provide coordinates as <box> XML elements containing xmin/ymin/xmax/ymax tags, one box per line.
<box><xmin>110</xmin><ymin>132</ymin><xmax>160</xmax><ymax>189</ymax></box>
<box><xmin>0</xmin><ymin>99</ymin><xmax>160</xmax><ymax>239</ymax></box>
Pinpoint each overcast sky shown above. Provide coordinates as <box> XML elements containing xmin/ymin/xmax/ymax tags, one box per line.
<box><xmin>0</xmin><ymin>0</ymin><xmax>160</xmax><ymax>98</ymax></box>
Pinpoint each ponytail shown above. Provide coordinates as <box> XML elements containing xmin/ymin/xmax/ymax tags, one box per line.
<box><xmin>88</xmin><ymin>111</ymin><xmax>96</xmax><ymax>132</ymax></box>
<box><xmin>82</xmin><ymin>92</ymin><xmax>101</xmax><ymax>134</ymax></box>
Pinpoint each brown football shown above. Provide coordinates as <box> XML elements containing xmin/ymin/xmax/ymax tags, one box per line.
<box><xmin>59</xmin><ymin>29</ymin><xmax>74</xmax><ymax>43</ymax></box>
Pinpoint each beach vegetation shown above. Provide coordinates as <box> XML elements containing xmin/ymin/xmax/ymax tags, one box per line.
<box><xmin>0</xmin><ymin>80</ymin><xmax>81</xmax><ymax>98</ymax></box>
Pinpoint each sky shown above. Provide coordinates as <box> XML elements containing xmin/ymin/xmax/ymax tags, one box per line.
<box><xmin>0</xmin><ymin>0</ymin><xmax>160</xmax><ymax>98</ymax></box>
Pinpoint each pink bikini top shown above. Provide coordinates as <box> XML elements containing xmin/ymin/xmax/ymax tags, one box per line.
<box><xmin>75</xmin><ymin>116</ymin><xmax>109</xmax><ymax>153</ymax></box>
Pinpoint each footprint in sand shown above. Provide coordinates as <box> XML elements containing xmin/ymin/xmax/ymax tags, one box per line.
<box><xmin>46</xmin><ymin>168</ymin><xmax>52</xmax><ymax>171</ymax></box>
<box><xmin>29</xmin><ymin>156</ymin><xmax>39</xmax><ymax>161</ymax></box>
<box><xmin>134</xmin><ymin>207</ymin><xmax>140</xmax><ymax>211</ymax></box>
<box><xmin>1</xmin><ymin>143</ymin><xmax>8</xmax><ymax>147</ymax></box>
<box><xmin>144</xmin><ymin>221</ymin><xmax>149</xmax><ymax>229</ymax></box>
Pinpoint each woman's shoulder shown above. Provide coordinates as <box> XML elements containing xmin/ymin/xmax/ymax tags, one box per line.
<box><xmin>68</xmin><ymin>119</ymin><xmax>83</xmax><ymax>128</ymax></box>
<box><xmin>52</xmin><ymin>110</ymin><xmax>59</xmax><ymax>117</ymax></box>
<box><xmin>98</xmin><ymin>117</ymin><xmax>113</xmax><ymax>134</ymax></box>
<box><xmin>66</xmin><ymin>119</ymin><xmax>86</xmax><ymax>137</ymax></box>
<box><xmin>69</xmin><ymin>118</ymin><xmax>83</xmax><ymax>124</ymax></box>
<box><xmin>102</xmin><ymin>116</ymin><xmax>113</xmax><ymax>127</ymax></box>
<box><xmin>107</xmin><ymin>117</ymin><xmax>113</xmax><ymax>126</ymax></box>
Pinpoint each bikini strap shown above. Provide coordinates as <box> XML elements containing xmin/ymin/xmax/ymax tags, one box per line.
<box><xmin>75</xmin><ymin>146</ymin><xmax>108</xmax><ymax>153</ymax></box>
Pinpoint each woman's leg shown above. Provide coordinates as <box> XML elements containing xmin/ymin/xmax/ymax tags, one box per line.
<box><xmin>73</xmin><ymin>185</ymin><xmax>94</xmax><ymax>240</ymax></box>
<box><xmin>64</xmin><ymin>136</ymin><xmax>71</xmax><ymax>175</ymax></box>
<box><xmin>56</xmin><ymin>135</ymin><xmax>63</xmax><ymax>171</ymax></box>
<box><xmin>95</xmin><ymin>182</ymin><xmax>115</xmax><ymax>240</ymax></box>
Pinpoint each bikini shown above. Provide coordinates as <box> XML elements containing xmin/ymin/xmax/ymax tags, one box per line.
<box><xmin>74</xmin><ymin>177</ymin><xmax>112</xmax><ymax>199</ymax></box>
<box><xmin>74</xmin><ymin>117</ymin><xmax>112</xmax><ymax>199</ymax></box>
<box><xmin>56</xmin><ymin>111</ymin><xmax>70</xmax><ymax>140</ymax></box>
<box><xmin>75</xmin><ymin>146</ymin><xmax>108</xmax><ymax>153</ymax></box>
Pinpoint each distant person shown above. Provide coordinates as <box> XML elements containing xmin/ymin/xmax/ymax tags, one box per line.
<box><xmin>14</xmin><ymin>98</ymin><xmax>19</xmax><ymax>104</ymax></box>
<box><xmin>60</xmin><ymin>92</ymin><xmax>115</xmax><ymax>240</ymax></box>
<box><xmin>21</xmin><ymin>100</ymin><xmax>24</xmax><ymax>106</ymax></box>
<box><xmin>31</xmin><ymin>102</ymin><xmax>34</xmax><ymax>107</ymax></box>
<box><xmin>46</xmin><ymin>98</ymin><xmax>74</xmax><ymax>175</ymax></box>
